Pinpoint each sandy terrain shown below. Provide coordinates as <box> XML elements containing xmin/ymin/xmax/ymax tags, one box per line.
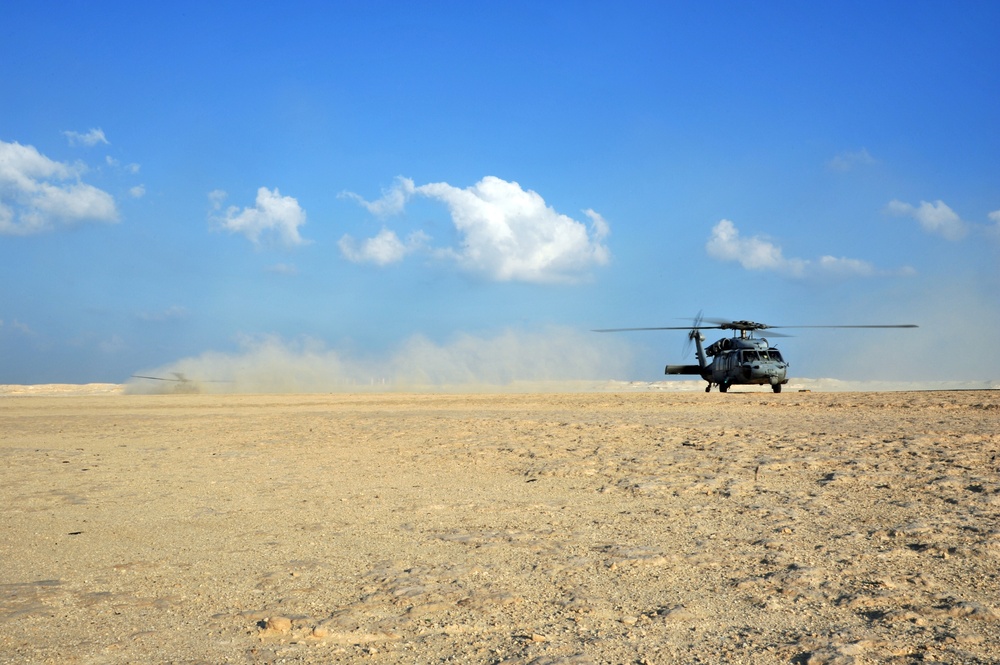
<box><xmin>1</xmin><ymin>389</ymin><xmax>999</xmax><ymax>664</ymax></box>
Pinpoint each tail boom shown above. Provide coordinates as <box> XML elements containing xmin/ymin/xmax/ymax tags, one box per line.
<box><xmin>665</xmin><ymin>364</ymin><xmax>703</xmax><ymax>375</ymax></box>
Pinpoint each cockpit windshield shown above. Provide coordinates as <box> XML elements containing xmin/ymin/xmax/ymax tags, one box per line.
<box><xmin>744</xmin><ymin>349</ymin><xmax>784</xmax><ymax>363</ymax></box>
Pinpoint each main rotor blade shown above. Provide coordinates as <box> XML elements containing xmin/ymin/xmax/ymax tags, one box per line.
<box><xmin>592</xmin><ymin>326</ymin><xmax>723</xmax><ymax>332</ymax></box>
<box><xmin>765</xmin><ymin>324</ymin><xmax>919</xmax><ymax>329</ymax></box>
<box><xmin>132</xmin><ymin>374</ymin><xmax>184</xmax><ymax>382</ymax></box>
<box><xmin>131</xmin><ymin>374</ymin><xmax>232</xmax><ymax>383</ymax></box>
<box><xmin>593</xmin><ymin>323</ymin><xmax>917</xmax><ymax>332</ymax></box>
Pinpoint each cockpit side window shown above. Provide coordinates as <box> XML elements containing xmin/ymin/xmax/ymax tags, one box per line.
<box><xmin>742</xmin><ymin>351</ymin><xmax>759</xmax><ymax>362</ymax></box>
<box><xmin>769</xmin><ymin>349</ymin><xmax>783</xmax><ymax>362</ymax></box>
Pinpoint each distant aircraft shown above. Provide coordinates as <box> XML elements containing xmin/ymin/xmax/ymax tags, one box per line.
<box><xmin>130</xmin><ymin>372</ymin><xmax>227</xmax><ymax>393</ymax></box>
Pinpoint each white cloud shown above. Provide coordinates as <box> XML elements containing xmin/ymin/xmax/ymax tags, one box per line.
<box><xmin>0</xmin><ymin>139</ymin><xmax>118</xmax><ymax>235</ymax></box>
<box><xmin>208</xmin><ymin>189</ymin><xmax>227</xmax><ymax>210</ymax></box>
<box><xmin>706</xmin><ymin>219</ymin><xmax>906</xmax><ymax>278</ymax></box>
<box><xmin>416</xmin><ymin>177</ymin><xmax>611</xmax><ymax>283</ymax></box>
<box><xmin>886</xmin><ymin>199</ymin><xmax>967</xmax><ymax>241</ymax></box>
<box><xmin>63</xmin><ymin>128</ymin><xmax>109</xmax><ymax>147</ymax></box>
<box><xmin>339</xmin><ymin>227</ymin><xmax>428</xmax><ymax>266</ymax></box>
<box><xmin>339</xmin><ymin>176</ymin><xmax>415</xmax><ymax>217</ymax></box>
<box><xmin>211</xmin><ymin>187</ymin><xmax>308</xmax><ymax>247</ymax></box>
<box><xmin>342</xmin><ymin>176</ymin><xmax>611</xmax><ymax>283</ymax></box>
<box><xmin>129</xmin><ymin>185</ymin><xmax>146</xmax><ymax>198</ymax></box>
<box><xmin>817</xmin><ymin>255</ymin><xmax>876</xmax><ymax>277</ymax></box>
<box><xmin>707</xmin><ymin>219</ymin><xmax>807</xmax><ymax>276</ymax></box>
<box><xmin>827</xmin><ymin>148</ymin><xmax>876</xmax><ymax>172</ymax></box>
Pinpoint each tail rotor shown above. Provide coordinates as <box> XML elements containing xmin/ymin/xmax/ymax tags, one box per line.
<box><xmin>681</xmin><ymin>311</ymin><xmax>704</xmax><ymax>359</ymax></box>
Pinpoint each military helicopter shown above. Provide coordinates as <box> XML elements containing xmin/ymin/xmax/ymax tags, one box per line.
<box><xmin>130</xmin><ymin>372</ymin><xmax>232</xmax><ymax>393</ymax></box>
<box><xmin>594</xmin><ymin>317</ymin><xmax>917</xmax><ymax>393</ymax></box>
<box><xmin>131</xmin><ymin>372</ymin><xmax>202</xmax><ymax>393</ymax></box>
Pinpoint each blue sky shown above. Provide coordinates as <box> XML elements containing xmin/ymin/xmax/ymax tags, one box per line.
<box><xmin>2</xmin><ymin>1</ymin><xmax>999</xmax><ymax>387</ymax></box>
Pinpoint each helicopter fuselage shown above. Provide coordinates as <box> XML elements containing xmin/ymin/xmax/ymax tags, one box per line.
<box><xmin>666</xmin><ymin>333</ymin><xmax>788</xmax><ymax>393</ymax></box>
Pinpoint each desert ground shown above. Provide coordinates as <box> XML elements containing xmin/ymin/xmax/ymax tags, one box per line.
<box><xmin>1</xmin><ymin>387</ymin><xmax>999</xmax><ymax>664</ymax></box>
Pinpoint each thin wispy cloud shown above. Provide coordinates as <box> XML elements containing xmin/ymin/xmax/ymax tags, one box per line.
<box><xmin>886</xmin><ymin>199</ymin><xmax>967</xmax><ymax>241</ymax></box>
<box><xmin>0</xmin><ymin>318</ymin><xmax>34</xmax><ymax>336</ymax></box>
<box><xmin>135</xmin><ymin>305</ymin><xmax>189</xmax><ymax>323</ymax></box>
<box><xmin>340</xmin><ymin>176</ymin><xmax>611</xmax><ymax>283</ymax></box>
<box><xmin>827</xmin><ymin>148</ymin><xmax>876</xmax><ymax>172</ymax></box>
<box><xmin>339</xmin><ymin>176</ymin><xmax>414</xmax><ymax>217</ymax></box>
<box><xmin>706</xmin><ymin>219</ymin><xmax>911</xmax><ymax>278</ymax></box>
<box><xmin>265</xmin><ymin>263</ymin><xmax>299</xmax><ymax>276</ymax></box>
<box><xmin>210</xmin><ymin>187</ymin><xmax>308</xmax><ymax>248</ymax></box>
<box><xmin>63</xmin><ymin>128</ymin><xmax>109</xmax><ymax>147</ymax></box>
<box><xmin>106</xmin><ymin>155</ymin><xmax>141</xmax><ymax>174</ymax></box>
<box><xmin>0</xmin><ymin>139</ymin><xmax>118</xmax><ymax>235</ymax></box>
<box><xmin>989</xmin><ymin>210</ymin><xmax>1000</xmax><ymax>239</ymax></box>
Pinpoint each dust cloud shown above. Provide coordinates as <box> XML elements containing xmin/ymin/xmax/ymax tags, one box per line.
<box><xmin>125</xmin><ymin>327</ymin><xmax>636</xmax><ymax>394</ymax></box>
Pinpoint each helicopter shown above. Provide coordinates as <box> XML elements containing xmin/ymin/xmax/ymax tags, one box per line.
<box><xmin>130</xmin><ymin>372</ymin><xmax>232</xmax><ymax>393</ymax></box>
<box><xmin>594</xmin><ymin>318</ymin><xmax>918</xmax><ymax>393</ymax></box>
<box><xmin>131</xmin><ymin>372</ymin><xmax>202</xmax><ymax>393</ymax></box>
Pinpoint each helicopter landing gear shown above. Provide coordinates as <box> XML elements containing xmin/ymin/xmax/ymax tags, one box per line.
<box><xmin>772</xmin><ymin>383</ymin><xmax>782</xmax><ymax>393</ymax></box>
<box><xmin>719</xmin><ymin>382</ymin><xmax>730</xmax><ymax>393</ymax></box>
<box><xmin>705</xmin><ymin>383</ymin><xmax>711</xmax><ymax>393</ymax></box>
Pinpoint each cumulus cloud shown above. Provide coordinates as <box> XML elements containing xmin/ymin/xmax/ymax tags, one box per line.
<box><xmin>706</xmin><ymin>219</ymin><xmax>908</xmax><ymax>278</ymax></box>
<box><xmin>63</xmin><ymin>128</ymin><xmax>109</xmax><ymax>147</ymax></box>
<box><xmin>827</xmin><ymin>148</ymin><xmax>876</xmax><ymax>172</ymax></box>
<box><xmin>339</xmin><ymin>227</ymin><xmax>428</xmax><ymax>266</ymax></box>
<box><xmin>211</xmin><ymin>187</ymin><xmax>308</xmax><ymax>247</ymax></box>
<box><xmin>129</xmin><ymin>185</ymin><xmax>146</xmax><ymax>199</ymax></box>
<box><xmin>707</xmin><ymin>220</ymin><xmax>807</xmax><ymax>276</ymax></box>
<box><xmin>341</xmin><ymin>176</ymin><xmax>611</xmax><ymax>283</ymax></box>
<box><xmin>0</xmin><ymin>139</ymin><xmax>119</xmax><ymax>235</ymax></box>
<box><xmin>126</xmin><ymin>327</ymin><xmax>635</xmax><ymax>394</ymax></box>
<box><xmin>886</xmin><ymin>199</ymin><xmax>967</xmax><ymax>241</ymax></box>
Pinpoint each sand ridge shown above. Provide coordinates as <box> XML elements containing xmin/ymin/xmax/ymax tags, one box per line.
<box><xmin>1</xmin><ymin>391</ymin><xmax>999</xmax><ymax>663</ymax></box>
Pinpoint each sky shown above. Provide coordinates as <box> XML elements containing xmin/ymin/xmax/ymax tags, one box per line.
<box><xmin>2</xmin><ymin>1</ymin><xmax>999</xmax><ymax>388</ymax></box>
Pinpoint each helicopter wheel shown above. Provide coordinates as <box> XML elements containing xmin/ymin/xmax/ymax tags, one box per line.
<box><xmin>772</xmin><ymin>384</ymin><xmax>782</xmax><ymax>393</ymax></box>
<box><xmin>719</xmin><ymin>382</ymin><xmax>729</xmax><ymax>393</ymax></box>
<box><xmin>705</xmin><ymin>383</ymin><xmax>711</xmax><ymax>393</ymax></box>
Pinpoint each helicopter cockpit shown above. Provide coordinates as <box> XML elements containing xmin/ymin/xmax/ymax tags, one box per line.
<box><xmin>741</xmin><ymin>349</ymin><xmax>785</xmax><ymax>363</ymax></box>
